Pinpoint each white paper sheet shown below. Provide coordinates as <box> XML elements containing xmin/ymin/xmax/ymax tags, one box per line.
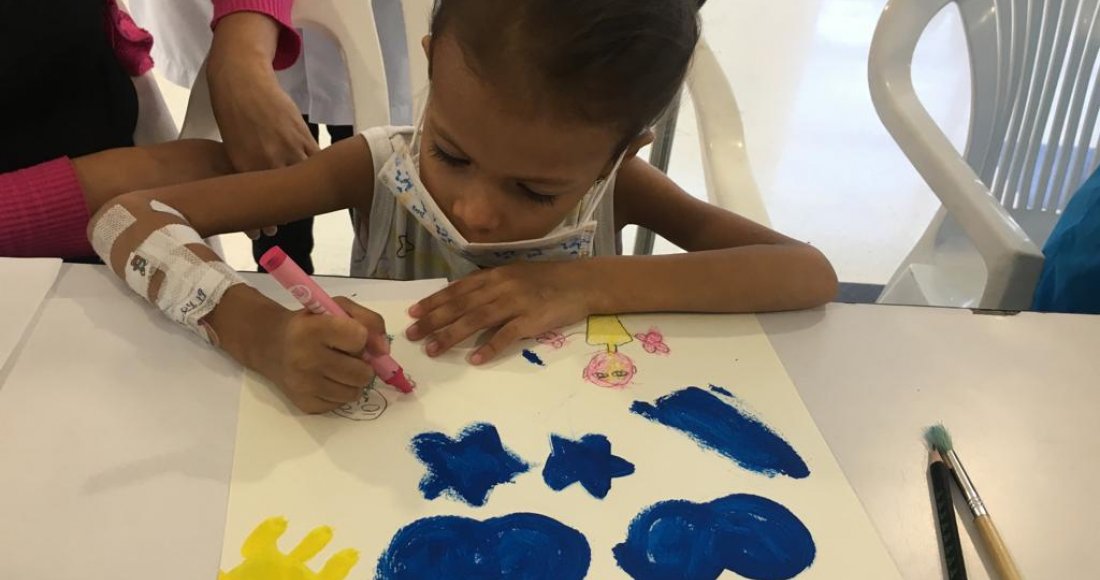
<box><xmin>221</xmin><ymin>302</ymin><xmax>901</xmax><ymax>579</ymax></box>
<box><xmin>0</xmin><ymin>257</ymin><xmax>62</xmax><ymax>374</ymax></box>
<box><xmin>0</xmin><ymin>266</ymin><xmax>448</xmax><ymax>580</ymax></box>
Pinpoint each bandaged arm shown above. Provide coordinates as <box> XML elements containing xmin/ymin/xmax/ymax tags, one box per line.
<box><xmin>85</xmin><ymin>135</ymin><xmax>374</xmax><ymax>367</ymax></box>
<box><xmin>90</xmin><ymin>198</ymin><xmax>246</xmax><ymax>343</ymax></box>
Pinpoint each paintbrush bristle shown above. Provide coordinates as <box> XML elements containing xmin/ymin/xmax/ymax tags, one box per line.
<box><xmin>924</xmin><ymin>423</ymin><xmax>954</xmax><ymax>454</ymax></box>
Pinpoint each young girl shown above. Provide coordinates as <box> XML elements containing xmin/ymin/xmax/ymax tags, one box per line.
<box><xmin>90</xmin><ymin>0</ymin><xmax>837</xmax><ymax>414</ymax></box>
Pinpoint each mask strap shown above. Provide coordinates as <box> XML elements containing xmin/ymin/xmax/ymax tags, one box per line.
<box><xmin>580</xmin><ymin>150</ymin><xmax>628</xmax><ymax>223</ymax></box>
<box><xmin>410</xmin><ymin>93</ymin><xmax>432</xmax><ymax>163</ymax></box>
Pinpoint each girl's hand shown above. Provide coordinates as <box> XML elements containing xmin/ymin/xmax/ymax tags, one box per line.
<box><xmin>258</xmin><ymin>297</ymin><xmax>390</xmax><ymax>414</ymax></box>
<box><xmin>405</xmin><ymin>261</ymin><xmax>598</xmax><ymax>365</ymax></box>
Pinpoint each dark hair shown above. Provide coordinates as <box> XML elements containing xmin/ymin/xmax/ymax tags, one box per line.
<box><xmin>429</xmin><ymin>0</ymin><xmax>701</xmax><ymax>140</ymax></box>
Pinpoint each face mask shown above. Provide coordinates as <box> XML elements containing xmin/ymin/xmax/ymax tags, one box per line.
<box><xmin>377</xmin><ymin>106</ymin><xmax>625</xmax><ymax>269</ymax></box>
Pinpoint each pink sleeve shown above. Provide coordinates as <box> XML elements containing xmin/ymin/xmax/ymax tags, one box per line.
<box><xmin>211</xmin><ymin>0</ymin><xmax>302</xmax><ymax>70</ymax></box>
<box><xmin>105</xmin><ymin>0</ymin><xmax>155</xmax><ymax>76</ymax></box>
<box><xmin>0</xmin><ymin>158</ymin><xmax>95</xmax><ymax>259</ymax></box>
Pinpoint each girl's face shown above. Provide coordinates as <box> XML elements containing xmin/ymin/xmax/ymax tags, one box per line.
<box><xmin>417</xmin><ymin>36</ymin><xmax>627</xmax><ymax>244</ymax></box>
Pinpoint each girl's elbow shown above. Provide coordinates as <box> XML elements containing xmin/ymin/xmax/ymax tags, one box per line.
<box><xmin>803</xmin><ymin>246</ymin><xmax>838</xmax><ymax>307</ymax></box>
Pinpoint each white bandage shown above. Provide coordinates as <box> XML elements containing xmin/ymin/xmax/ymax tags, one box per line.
<box><xmin>91</xmin><ymin>204</ymin><xmax>137</xmax><ymax>262</ymax></box>
<box><xmin>91</xmin><ymin>202</ymin><xmax>245</xmax><ymax>344</ymax></box>
<box><xmin>150</xmin><ymin>200</ymin><xmax>188</xmax><ymax>222</ymax></box>
<box><xmin>122</xmin><ymin>225</ymin><xmax>205</xmax><ymax>302</ymax></box>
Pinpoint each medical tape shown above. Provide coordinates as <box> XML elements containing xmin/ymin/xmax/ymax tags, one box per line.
<box><xmin>149</xmin><ymin>200</ymin><xmax>188</xmax><ymax>222</ymax></box>
<box><xmin>93</xmin><ymin>201</ymin><xmax>245</xmax><ymax>343</ymax></box>
<box><xmin>90</xmin><ymin>204</ymin><xmax>137</xmax><ymax>263</ymax></box>
<box><xmin>123</xmin><ymin>224</ymin><xmax>205</xmax><ymax>300</ymax></box>
<box><xmin>168</xmin><ymin>261</ymin><xmax>243</xmax><ymax>338</ymax></box>
<box><xmin>123</xmin><ymin>224</ymin><xmax>244</xmax><ymax>343</ymax></box>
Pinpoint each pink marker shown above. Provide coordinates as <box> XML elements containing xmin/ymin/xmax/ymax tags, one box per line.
<box><xmin>260</xmin><ymin>246</ymin><xmax>415</xmax><ymax>393</ymax></box>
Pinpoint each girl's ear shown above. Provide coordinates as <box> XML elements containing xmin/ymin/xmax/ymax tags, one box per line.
<box><xmin>598</xmin><ymin>130</ymin><xmax>656</xmax><ymax>178</ymax></box>
<box><xmin>423</xmin><ymin>35</ymin><xmax>434</xmax><ymax>77</ymax></box>
<box><xmin>623</xmin><ymin>129</ymin><xmax>656</xmax><ymax>160</ymax></box>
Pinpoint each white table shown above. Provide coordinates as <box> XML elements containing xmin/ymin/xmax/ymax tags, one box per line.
<box><xmin>1</xmin><ymin>264</ymin><xmax>1097</xmax><ymax>579</ymax></box>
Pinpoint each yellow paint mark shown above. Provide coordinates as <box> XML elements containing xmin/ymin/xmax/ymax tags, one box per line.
<box><xmin>220</xmin><ymin>517</ymin><xmax>359</xmax><ymax>580</ymax></box>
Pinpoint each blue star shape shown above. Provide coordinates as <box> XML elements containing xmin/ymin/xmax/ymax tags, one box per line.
<box><xmin>411</xmin><ymin>423</ymin><xmax>530</xmax><ymax>507</ymax></box>
<box><xmin>542</xmin><ymin>434</ymin><xmax>635</xmax><ymax>499</ymax></box>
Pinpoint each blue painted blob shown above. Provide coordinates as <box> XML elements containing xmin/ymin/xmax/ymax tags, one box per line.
<box><xmin>631</xmin><ymin>386</ymin><xmax>809</xmax><ymax>478</ymax></box>
<box><xmin>522</xmin><ymin>349</ymin><xmax>546</xmax><ymax>366</ymax></box>
<box><xmin>709</xmin><ymin>385</ymin><xmax>733</xmax><ymax>397</ymax></box>
<box><xmin>377</xmin><ymin>513</ymin><xmax>591</xmax><ymax>580</ymax></box>
<box><xmin>410</xmin><ymin>423</ymin><xmax>530</xmax><ymax>506</ymax></box>
<box><xmin>614</xmin><ymin>494</ymin><xmax>816</xmax><ymax>580</ymax></box>
<box><xmin>542</xmin><ymin>434</ymin><xmax>635</xmax><ymax>499</ymax></box>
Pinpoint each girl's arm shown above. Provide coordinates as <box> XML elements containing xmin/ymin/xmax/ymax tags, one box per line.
<box><xmin>108</xmin><ymin>134</ymin><xmax>373</xmax><ymax>238</ymax></box>
<box><xmin>406</xmin><ymin>157</ymin><xmax>837</xmax><ymax>364</ymax></box>
<box><xmin>90</xmin><ymin>136</ymin><xmax>386</xmax><ymax>413</ymax></box>
<box><xmin>1</xmin><ymin>140</ymin><xmax>231</xmax><ymax>258</ymax></box>
<box><xmin>597</xmin><ymin>158</ymin><xmax>838</xmax><ymax>313</ymax></box>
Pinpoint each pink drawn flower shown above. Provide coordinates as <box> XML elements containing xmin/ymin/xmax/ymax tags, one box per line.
<box><xmin>536</xmin><ymin>330</ymin><xmax>568</xmax><ymax>349</ymax></box>
<box><xmin>634</xmin><ymin>328</ymin><xmax>670</xmax><ymax>355</ymax></box>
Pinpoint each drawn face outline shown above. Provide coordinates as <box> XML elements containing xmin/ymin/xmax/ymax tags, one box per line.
<box><xmin>331</xmin><ymin>387</ymin><xmax>389</xmax><ymax>421</ymax></box>
<box><xmin>582</xmin><ymin>351</ymin><xmax>637</xmax><ymax>388</ymax></box>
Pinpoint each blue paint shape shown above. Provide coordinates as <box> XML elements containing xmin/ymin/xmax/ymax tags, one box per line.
<box><xmin>377</xmin><ymin>513</ymin><xmax>590</xmax><ymax>580</ymax></box>
<box><xmin>522</xmin><ymin>349</ymin><xmax>546</xmax><ymax>366</ymax></box>
<box><xmin>709</xmin><ymin>385</ymin><xmax>733</xmax><ymax>397</ymax></box>
<box><xmin>614</xmin><ymin>494</ymin><xmax>816</xmax><ymax>580</ymax></box>
<box><xmin>631</xmin><ymin>386</ymin><xmax>809</xmax><ymax>478</ymax></box>
<box><xmin>542</xmin><ymin>434</ymin><xmax>635</xmax><ymax>499</ymax></box>
<box><xmin>410</xmin><ymin>423</ymin><xmax>530</xmax><ymax>506</ymax></box>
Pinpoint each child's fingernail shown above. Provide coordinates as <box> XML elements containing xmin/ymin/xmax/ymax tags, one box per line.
<box><xmin>426</xmin><ymin>341</ymin><xmax>440</xmax><ymax>356</ymax></box>
<box><xmin>406</xmin><ymin>324</ymin><xmax>420</xmax><ymax>339</ymax></box>
<box><xmin>470</xmin><ymin>352</ymin><xmax>484</xmax><ymax>365</ymax></box>
<box><xmin>408</xmin><ymin>304</ymin><xmax>423</xmax><ymax>317</ymax></box>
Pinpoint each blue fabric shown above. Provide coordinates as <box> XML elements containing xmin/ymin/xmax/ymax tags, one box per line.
<box><xmin>1032</xmin><ymin>165</ymin><xmax>1100</xmax><ymax>314</ymax></box>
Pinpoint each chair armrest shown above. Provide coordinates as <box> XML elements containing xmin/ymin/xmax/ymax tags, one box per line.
<box><xmin>293</xmin><ymin>0</ymin><xmax>389</xmax><ymax>131</ymax></box>
<box><xmin>132</xmin><ymin>73</ymin><xmax>180</xmax><ymax>145</ymax></box>
<box><xmin>868</xmin><ymin>0</ymin><xmax>1043</xmax><ymax>308</ymax></box>
<box><xmin>179</xmin><ymin>62</ymin><xmax>223</xmax><ymax>141</ymax></box>
<box><xmin>687</xmin><ymin>37</ymin><xmax>770</xmax><ymax>227</ymax></box>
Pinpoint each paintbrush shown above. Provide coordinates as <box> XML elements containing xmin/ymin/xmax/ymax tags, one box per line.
<box><xmin>925</xmin><ymin>424</ymin><xmax>1022</xmax><ymax>580</ymax></box>
<box><xmin>928</xmin><ymin>447</ymin><xmax>967</xmax><ymax>579</ymax></box>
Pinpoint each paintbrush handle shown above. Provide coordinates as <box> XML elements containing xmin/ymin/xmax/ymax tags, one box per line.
<box><xmin>975</xmin><ymin>515</ymin><xmax>1022</xmax><ymax>580</ymax></box>
<box><xmin>930</xmin><ymin>461</ymin><xmax>967</xmax><ymax>580</ymax></box>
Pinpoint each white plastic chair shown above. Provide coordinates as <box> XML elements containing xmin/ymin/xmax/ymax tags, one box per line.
<box><xmin>131</xmin><ymin>74</ymin><xmax>180</xmax><ymax>145</ymax></box>
<box><xmin>869</xmin><ymin>0</ymin><xmax>1100</xmax><ymax>309</ymax></box>
<box><xmin>632</xmin><ymin>35</ymin><xmax>771</xmax><ymax>255</ymax></box>
<box><xmin>687</xmin><ymin>37</ymin><xmax>768</xmax><ymax>228</ymax></box>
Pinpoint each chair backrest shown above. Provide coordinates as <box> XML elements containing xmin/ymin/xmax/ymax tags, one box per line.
<box><xmin>958</xmin><ymin>0</ymin><xmax>1100</xmax><ymax>216</ymax></box>
<box><xmin>181</xmin><ymin>0</ymin><xmax>434</xmax><ymax>139</ymax></box>
<box><xmin>132</xmin><ymin>73</ymin><xmax>180</xmax><ymax>145</ymax></box>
